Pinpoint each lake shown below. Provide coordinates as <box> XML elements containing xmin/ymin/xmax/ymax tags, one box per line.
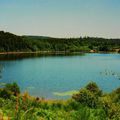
<box><xmin>0</xmin><ymin>53</ymin><xmax>120</xmax><ymax>99</ymax></box>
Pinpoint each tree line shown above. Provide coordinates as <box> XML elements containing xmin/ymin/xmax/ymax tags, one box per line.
<box><xmin>0</xmin><ymin>31</ymin><xmax>120</xmax><ymax>52</ymax></box>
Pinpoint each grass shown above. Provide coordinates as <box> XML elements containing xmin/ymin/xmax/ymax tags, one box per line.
<box><xmin>0</xmin><ymin>82</ymin><xmax>120</xmax><ymax>120</ymax></box>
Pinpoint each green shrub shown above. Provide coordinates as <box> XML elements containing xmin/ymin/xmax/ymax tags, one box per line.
<box><xmin>5</xmin><ymin>82</ymin><xmax>20</xmax><ymax>96</ymax></box>
<box><xmin>112</xmin><ymin>87</ymin><xmax>120</xmax><ymax>103</ymax></box>
<box><xmin>36</xmin><ymin>109</ymin><xmax>56</xmax><ymax>119</ymax></box>
<box><xmin>72</xmin><ymin>88</ymin><xmax>99</xmax><ymax>108</ymax></box>
<box><xmin>85</xmin><ymin>82</ymin><xmax>102</xmax><ymax>96</ymax></box>
<box><xmin>0</xmin><ymin>89</ymin><xmax>12</xmax><ymax>99</ymax></box>
<box><xmin>71</xmin><ymin>107</ymin><xmax>90</xmax><ymax>120</ymax></box>
<box><xmin>61</xmin><ymin>99</ymin><xmax>82</xmax><ymax>112</ymax></box>
<box><xmin>0</xmin><ymin>82</ymin><xmax>120</xmax><ymax>120</ymax></box>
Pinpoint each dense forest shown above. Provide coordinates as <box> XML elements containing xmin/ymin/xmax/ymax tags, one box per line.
<box><xmin>0</xmin><ymin>31</ymin><xmax>120</xmax><ymax>52</ymax></box>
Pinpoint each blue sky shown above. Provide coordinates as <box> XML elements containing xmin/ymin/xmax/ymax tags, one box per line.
<box><xmin>0</xmin><ymin>0</ymin><xmax>120</xmax><ymax>38</ymax></box>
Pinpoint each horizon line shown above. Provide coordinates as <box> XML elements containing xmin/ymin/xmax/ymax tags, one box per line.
<box><xmin>1</xmin><ymin>30</ymin><xmax>120</xmax><ymax>39</ymax></box>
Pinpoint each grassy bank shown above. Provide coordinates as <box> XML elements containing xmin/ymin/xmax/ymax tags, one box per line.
<box><xmin>0</xmin><ymin>82</ymin><xmax>120</xmax><ymax>120</ymax></box>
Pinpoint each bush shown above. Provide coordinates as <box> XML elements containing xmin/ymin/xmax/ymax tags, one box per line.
<box><xmin>71</xmin><ymin>107</ymin><xmax>91</xmax><ymax>120</ymax></box>
<box><xmin>0</xmin><ymin>82</ymin><xmax>120</xmax><ymax>119</ymax></box>
<box><xmin>65</xmin><ymin>99</ymin><xmax>81</xmax><ymax>111</ymax></box>
<box><xmin>72</xmin><ymin>88</ymin><xmax>99</xmax><ymax>108</ymax></box>
<box><xmin>111</xmin><ymin>87</ymin><xmax>120</xmax><ymax>103</ymax></box>
<box><xmin>0</xmin><ymin>89</ymin><xmax>12</xmax><ymax>99</ymax></box>
<box><xmin>85</xmin><ymin>82</ymin><xmax>102</xmax><ymax>96</ymax></box>
<box><xmin>5</xmin><ymin>82</ymin><xmax>20</xmax><ymax>96</ymax></box>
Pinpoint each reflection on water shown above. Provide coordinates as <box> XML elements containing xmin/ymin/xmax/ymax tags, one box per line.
<box><xmin>0</xmin><ymin>64</ymin><xmax>3</xmax><ymax>79</ymax></box>
<box><xmin>0</xmin><ymin>53</ymin><xmax>120</xmax><ymax>99</ymax></box>
<box><xmin>0</xmin><ymin>52</ymin><xmax>85</xmax><ymax>61</ymax></box>
<box><xmin>0</xmin><ymin>64</ymin><xmax>5</xmax><ymax>87</ymax></box>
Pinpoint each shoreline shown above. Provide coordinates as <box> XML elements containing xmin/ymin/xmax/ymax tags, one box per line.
<box><xmin>0</xmin><ymin>51</ymin><xmax>119</xmax><ymax>55</ymax></box>
<box><xmin>0</xmin><ymin>51</ymin><xmax>51</xmax><ymax>55</ymax></box>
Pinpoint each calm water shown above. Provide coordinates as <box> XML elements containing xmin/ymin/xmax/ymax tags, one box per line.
<box><xmin>0</xmin><ymin>53</ymin><xmax>120</xmax><ymax>99</ymax></box>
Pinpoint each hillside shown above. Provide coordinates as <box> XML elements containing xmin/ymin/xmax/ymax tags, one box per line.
<box><xmin>0</xmin><ymin>31</ymin><xmax>120</xmax><ymax>52</ymax></box>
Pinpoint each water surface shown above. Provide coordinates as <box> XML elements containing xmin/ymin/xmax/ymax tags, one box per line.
<box><xmin>0</xmin><ymin>53</ymin><xmax>120</xmax><ymax>99</ymax></box>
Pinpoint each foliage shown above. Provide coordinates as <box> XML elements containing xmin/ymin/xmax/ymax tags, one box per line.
<box><xmin>0</xmin><ymin>82</ymin><xmax>20</xmax><ymax>99</ymax></box>
<box><xmin>0</xmin><ymin>82</ymin><xmax>120</xmax><ymax>120</ymax></box>
<box><xmin>72</xmin><ymin>88</ymin><xmax>99</xmax><ymax>108</ymax></box>
<box><xmin>85</xmin><ymin>82</ymin><xmax>102</xmax><ymax>96</ymax></box>
<box><xmin>0</xmin><ymin>89</ymin><xmax>12</xmax><ymax>99</ymax></box>
<box><xmin>0</xmin><ymin>31</ymin><xmax>120</xmax><ymax>52</ymax></box>
<box><xmin>4</xmin><ymin>82</ymin><xmax>20</xmax><ymax>96</ymax></box>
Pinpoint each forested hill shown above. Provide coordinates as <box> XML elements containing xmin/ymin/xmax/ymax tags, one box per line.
<box><xmin>0</xmin><ymin>31</ymin><xmax>29</xmax><ymax>52</ymax></box>
<box><xmin>0</xmin><ymin>31</ymin><xmax>120</xmax><ymax>52</ymax></box>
